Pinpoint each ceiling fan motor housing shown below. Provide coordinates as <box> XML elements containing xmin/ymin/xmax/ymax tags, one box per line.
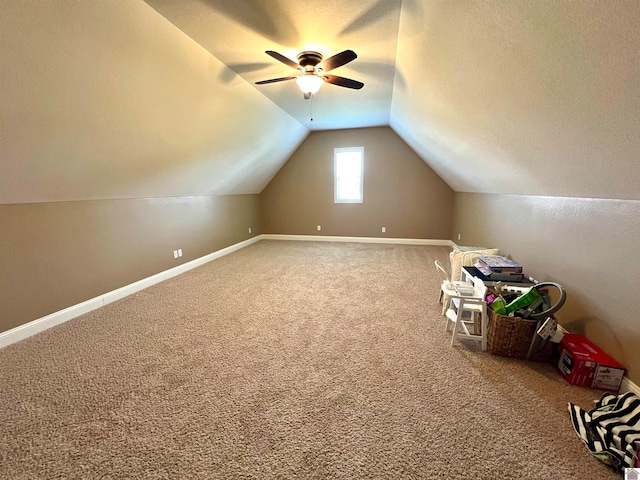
<box><xmin>297</xmin><ymin>51</ymin><xmax>323</xmax><ymax>73</ymax></box>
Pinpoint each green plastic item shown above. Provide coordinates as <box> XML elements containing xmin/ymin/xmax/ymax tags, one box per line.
<box><xmin>505</xmin><ymin>286</ymin><xmax>542</xmax><ymax>314</ymax></box>
<box><xmin>491</xmin><ymin>296</ymin><xmax>507</xmax><ymax>315</ymax></box>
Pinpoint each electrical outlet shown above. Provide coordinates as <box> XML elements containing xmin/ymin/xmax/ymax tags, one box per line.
<box><xmin>381</xmin><ymin>227</ymin><xmax>386</xmax><ymax>233</ymax></box>
<box><xmin>248</xmin><ymin>227</ymin><xmax>252</xmax><ymax>234</ymax></box>
<box><xmin>317</xmin><ymin>225</ymin><xmax>321</xmax><ymax>231</ymax></box>
<box><xmin>178</xmin><ymin>249</ymin><xmax>182</xmax><ymax>257</ymax></box>
<box><xmin>173</xmin><ymin>250</ymin><xmax>178</xmax><ymax>259</ymax></box>
<box><xmin>457</xmin><ymin>233</ymin><xmax>461</xmax><ymax>240</ymax></box>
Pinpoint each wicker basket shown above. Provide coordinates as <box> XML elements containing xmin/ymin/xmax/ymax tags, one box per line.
<box><xmin>487</xmin><ymin>310</ymin><xmax>553</xmax><ymax>362</ymax></box>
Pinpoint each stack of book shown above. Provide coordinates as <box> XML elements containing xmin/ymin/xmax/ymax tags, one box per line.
<box><xmin>475</xmin><ymin>255</ymin><xmax>524</xmax><ymax>282</ymax></box>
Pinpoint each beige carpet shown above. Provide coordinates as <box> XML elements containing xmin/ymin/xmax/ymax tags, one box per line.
<box><xmin>0</xmin><ymin>241</ymin><xmax>620</xmax><ymax>479</ymax></box>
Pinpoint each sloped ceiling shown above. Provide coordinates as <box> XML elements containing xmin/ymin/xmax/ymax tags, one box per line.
<box><xmin>0</xmin><ymin>1</ymin><xmax>308</xmax><ymax>203</ymax></box>
<box><xmin>144</xmin><ymin>0</ymin><xmax>403</xmax><ymax>131</ymax></box>
<box><xmin>146</xmin><ymin>0</ymin><xmax>640</xmax><ymax>201</ymax></box>
<box><xmin>1</xmin><ymin>1</ymin><xmax>639</xmax><ymax>204</ymax></box>
<box><xmin>391</xmin><ymin>0</ymin><xmax>640</xmax><ymax>200</ymax></box>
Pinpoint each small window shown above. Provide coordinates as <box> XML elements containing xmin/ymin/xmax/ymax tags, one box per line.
<box><xmin>334</xmin><ymin>147</ymin><xmax>364</xmax><ymax>203</ymax></box>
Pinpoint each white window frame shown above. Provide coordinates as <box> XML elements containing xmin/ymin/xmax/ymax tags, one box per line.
<box><xmin>334</xmin><ymin>146</ymin><xmax>364</xmax><ymax>204</ymax></box>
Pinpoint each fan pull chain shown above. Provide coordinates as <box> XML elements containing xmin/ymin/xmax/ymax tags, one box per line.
<box><xmin>309</xmin><ymin>95</ymin><xmax>314</xmax><ymax>128</ymax></box>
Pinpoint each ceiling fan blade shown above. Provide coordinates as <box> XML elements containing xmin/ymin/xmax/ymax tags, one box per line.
<box><xmin>322</xmin><ymin>50</ymin><xmax>357</xmax><ymax>72</ymax></box>
<box><xmin>323</xmin><ymin>74</ymin><xmax>364</xmax><ymax>90</ymax></box>
<box><xmin>255</xmin><ymin>76</ymin><xmax>297</xmax><ymax>85</ymax></box>
<box><xmin>265</xmin><ymin>50</ymin><xmax>299</xmax><ymax>70</ymax></box>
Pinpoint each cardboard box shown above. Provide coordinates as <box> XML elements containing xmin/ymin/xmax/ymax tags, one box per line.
<box><xmin>556</xmin><ymin>334</ymin><xmax>625</xmax><ymax>393</ymax></box>
<box><xmin>557</xmin><ymin>336</ymin><xmax>596</xmax><ymax>388</ymax></box>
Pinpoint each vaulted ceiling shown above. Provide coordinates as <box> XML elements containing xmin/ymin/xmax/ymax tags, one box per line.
<box><xmin>145</xmin><ymin>0</ymin><xmax>404</xmax><ymax>131</ymax></box>
<box><xmin>2</xmin><ymin>1</ymin><xmax>639</xmax><ymax>204</ymax></box>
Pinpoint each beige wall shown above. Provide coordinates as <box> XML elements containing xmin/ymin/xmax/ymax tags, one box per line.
<box><xmin>453</xmin><ymin>192</ymin><xmax>640</xmax><ymax>384</ymax></box>
<box><xmin>260</xmin><ymin>127</ymin><xmax>454</xmax><ymax>238</ymax></box>
<box><xmin>0</xmin><ymin>195</ymin><xmax>260</xmax><ymax>333</ymax></box>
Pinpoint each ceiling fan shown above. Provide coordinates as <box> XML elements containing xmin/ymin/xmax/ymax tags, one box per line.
<box><xmin>255</xmin><ymin>50</ymin><xmax>364</xmax><ymax>99</ymax></box>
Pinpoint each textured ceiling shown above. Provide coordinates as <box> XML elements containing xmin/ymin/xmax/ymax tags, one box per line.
<box><xmin>2</xmin><ymin>1</ymin><xmax>639</xmax><ymax>203</ymax></box>
<box><xmin>0</xmin><ymin>1</ymin><xmax>308</xmax><ymax>203</ymax></box>
<box><xmin>146</xmin><ymin>0</ymin><xmax>640</xmax><ymax>200</ymax></box>
<box><xmin>391</xmin><ymin>0</ymin><xmax>640</xmax><ymax>200</ymax></box>
<box><xmin>144</xmin><ymin>0</ymin><xmax>404</xmax><ymax>131</ymax></box>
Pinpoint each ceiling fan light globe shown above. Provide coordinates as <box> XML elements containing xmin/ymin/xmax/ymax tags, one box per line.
<box><xmin>296</xmin><ymin>74</ymin><xmax>324</xmax><ymax>95</ymax></box>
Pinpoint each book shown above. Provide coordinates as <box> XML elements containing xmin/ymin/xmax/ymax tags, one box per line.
<box><xmin>477</xmin><ymin>255</ymin><xmax>523</xmax><ymax>273</ymax></box>
<box><xmin>487</xmin><ymin>272</ymin><xmax>525</xmax><ymax>282</ymax></box>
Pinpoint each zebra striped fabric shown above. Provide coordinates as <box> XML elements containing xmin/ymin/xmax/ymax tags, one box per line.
<box><xmin>569</xmin><ymin>392</ymin><xmax>640</xmax><ymax>470</ymax></box>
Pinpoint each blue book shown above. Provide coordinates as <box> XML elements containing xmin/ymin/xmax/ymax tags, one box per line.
<box><xmin>477</xmin><ymin>255</ymin><xmax>523</xmax><ymax>273</ymax></box>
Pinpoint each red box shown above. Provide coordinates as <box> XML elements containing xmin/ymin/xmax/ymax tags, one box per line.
<box><xmin>556</xmin><ymin>334</ymin><xmax>625</xmax><ymax>393</ymax></box>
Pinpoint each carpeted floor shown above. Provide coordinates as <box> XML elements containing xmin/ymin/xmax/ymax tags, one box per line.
<box><xmin>0</xmin><ymin>241</ymin><xmax>620</xmax><ymax>479</ymax></box>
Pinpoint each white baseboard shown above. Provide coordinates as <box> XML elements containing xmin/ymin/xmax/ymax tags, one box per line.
<box><xmin>260</xmin><ymin>234</ymin><xmax>454</xmax><ymax>246</ymax></box>
<box><xmin>100</xmin><ymin>236</ymin><xmax>260</xmax><ymax>305</ymax></box>
<box><xmin>0</xmin><ymin>296</ymin><xmax>106</xmax><ymax>350</ymax></box>
<box><xmin>264</xmin><ymin>235</ymin><xmax>640</xmax><ymax>394</ymax></box>
<box><xmin>5</xmin><ymin>231</ymin><xmax>639</xmax><ymax>395</ymax></box>
<box><xmin>0</xmin><ymin>235</ymin><xmax>262</xmax><ymax>350</ymax></box>
<box><xmin>621</xmin><ymin>377</ymin><xmax>640</xmax><ymax>396</ymax></box>
<box><xmin>0</xmin><ymin>234</ymin><xmax>452</xmax><ymax>349</ymax></box>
